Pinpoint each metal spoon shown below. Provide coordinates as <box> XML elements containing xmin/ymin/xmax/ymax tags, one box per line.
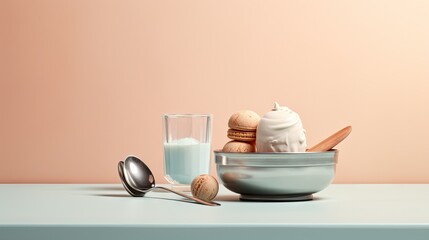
<box><xmin>123</xmin><ymin>156</ymin><xmax>220</xmax><ymax>206</ymax></box>
<box><xmin>118</xmin><ymin>161</ymin><xmax>143</xmax><ymax>197</ymax></box>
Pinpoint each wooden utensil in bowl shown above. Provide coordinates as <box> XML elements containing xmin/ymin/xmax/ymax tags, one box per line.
<box><xmin>307</xmin><ymin>126</ymin><xmax>352</xmax><ymax>152</ymax></box>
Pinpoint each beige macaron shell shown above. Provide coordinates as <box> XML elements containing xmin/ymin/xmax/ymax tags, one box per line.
<box><xmin>228</xmin><ymin>110</ymin><xmax>261</xmax><ymax>131</ymax></box>
<box><xmin>227</xmin><ymin>129</ymin><xmax>256</xmax><ymax>142</ymax></box>
<box><xmin>222</xmin><ymin>141</ymin><xmax>255</xmax><ymax>152</ymax></box>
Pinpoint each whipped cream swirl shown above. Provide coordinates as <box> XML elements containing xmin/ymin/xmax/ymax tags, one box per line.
<box><xmin>256</xmin><ymin>102</ymin><xmax>307</xmax><ymax>152</ymax></box>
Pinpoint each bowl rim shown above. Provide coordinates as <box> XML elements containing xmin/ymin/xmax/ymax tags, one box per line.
<box><xmin>214</xmin><ymin>149</ymin><xmax>338</xmax><ymax>167</ymax></box>
<box><xmin>214</xmin><ymin>149</ymin><xmax>338</xmax><ymax>154</ymax></box>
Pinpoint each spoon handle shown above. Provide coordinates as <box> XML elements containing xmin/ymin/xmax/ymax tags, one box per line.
<box><xmin>154</xmin><ymin>186</ymin><xmax>221</xmax><ymax>206</ymax></box>
<box><xmin>307</xmin><ymin>126</ymin><xmax>352</xmax><ymax>152</ymax></box>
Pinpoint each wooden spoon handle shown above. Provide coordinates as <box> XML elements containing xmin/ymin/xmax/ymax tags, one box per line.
<box><xmin>307</xmin><ymin>126</ymin><xmax>352</xmax><ymax>152</ymax></box>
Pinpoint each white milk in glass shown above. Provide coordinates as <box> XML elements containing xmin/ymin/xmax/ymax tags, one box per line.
<box><xmin>164</xmin><ymin>138</ymin><xmax>211</xmax><ymax>184</ymax></box>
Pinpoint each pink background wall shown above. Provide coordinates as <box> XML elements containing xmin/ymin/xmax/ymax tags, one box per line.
<box><xmin>1</xmin><ymin>0</ymin><xmax>429</xmax><ymax>183</ymax></box>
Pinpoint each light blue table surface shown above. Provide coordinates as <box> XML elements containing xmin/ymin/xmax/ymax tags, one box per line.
<box><xmin>1</xmin><ymin>184</ymin><xmax>428</xmax><ymax>240</ymax></box>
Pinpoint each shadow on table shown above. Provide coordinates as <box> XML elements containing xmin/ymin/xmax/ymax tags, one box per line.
<box><xmin>312</xmin><ymin>196</ymin><xmax>330</xmax><ymax>201</ymax></box>
<box><xmin>80</xmin><ymin>185</ymin><xmax>131</xmax><ymax>198</ymax></box>
<box><xmin>88</xmin><ymin>193</ymin><xmax>223</xmax><ymax>206</ymax></box>
<box><xmin>81</xmin><ymin>185</ymin><xmax>125</xmax><ymax>191</ymax></box>
<box><xmin>144</xmin><ymin>196</ymin><xmax>220</xmax><ymax>206</ymax></box>
<box><xmin>88</xmin><ymin>192</ymin><xmax>328</xmax><ymax>204</ymax></box>
<box><xmin>214</xmin><ymin>195</ymin><xmax>330</xmax><ymax>203</ymax></box>
<box><xmin>93</xmin><ymin>193</ymin><xmax>130</xmax><ymax>198</ymax></box>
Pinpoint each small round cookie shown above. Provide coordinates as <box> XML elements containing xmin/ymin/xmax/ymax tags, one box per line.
<box><xmin>228</xmin><ymin>110</ymin><xmax>261</xmax><ymax>131</ymax></box>
<box><xmin>227</xmin><ymin>129</ymin><xmax>256</xmax><ymax>142</ymax></box>
<box><xmin>191</xmin><ymin>174</ymin><xmax>219</xmax><ymax>202</ymax></box>
<box><xmin>222</xmin><ymin>141</ymin><xmax>255</xmax><ymax>152</ymax></box>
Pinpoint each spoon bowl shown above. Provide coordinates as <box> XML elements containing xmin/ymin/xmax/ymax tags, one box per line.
<box><xmin>117</xmin><ymin>161</ymin><xmax>143</xmax><ymax>197</ymax></box>
<box><xmin>123</xmin><ymin>156</ymin><xmax>156</xmax><ymax>194</ymax></box>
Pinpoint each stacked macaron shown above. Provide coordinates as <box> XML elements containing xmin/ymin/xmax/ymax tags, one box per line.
<box><xmin>222</xmin><ymin>110</ymin><xmax>261</xmax><ymax>152</ymax></box>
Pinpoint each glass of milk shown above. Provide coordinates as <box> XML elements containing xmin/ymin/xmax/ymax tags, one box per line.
<box><xmin>163</xmin><ymin>114</ymin><xmax>212</xmax><ymax>188</ymax></box>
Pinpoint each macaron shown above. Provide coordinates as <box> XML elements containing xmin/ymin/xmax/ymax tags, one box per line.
<box><xmin>222</xmin><ymin>141</ymin><xmax>255</xmax><ymax>152</ymax></box>
<box><xmin>227</xmin><ymin>129</ymin><xmax>256</xmax><ymax>142</ymax></box>
<box><xmin>228</xmin><ymin>110</ymin><xmax>261</xmax><ymax>131</ymax></box>
<box><xmin>191</xmin><ymin>174</ymin><xmax>219</xmax><ymax>202</ymax></box>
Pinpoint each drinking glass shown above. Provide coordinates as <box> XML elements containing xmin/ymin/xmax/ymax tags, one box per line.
<box><xmin>163</xmin><ymin>114</ymin><xmax>212</xmax><ymax>187</ymax></box>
